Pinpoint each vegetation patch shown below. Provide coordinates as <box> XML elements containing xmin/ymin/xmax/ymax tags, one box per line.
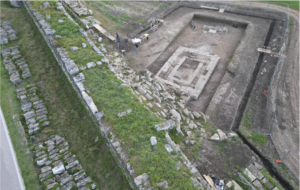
<box><xmin>1</xmin><ymin>1</ymin><xmax>130</xmax><ymax>189</ymax></box>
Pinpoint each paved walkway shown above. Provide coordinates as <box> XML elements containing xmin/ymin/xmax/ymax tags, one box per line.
<box><xmin>0</xmin><ymin>107</ymin><xmax>25</xmax><ymax>190</ymax></box>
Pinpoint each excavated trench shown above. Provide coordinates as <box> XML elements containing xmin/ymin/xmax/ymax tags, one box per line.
<box><xmin>231</xmin><ymin>18</ymin><xmax>294</xmax><ymax>190</ymax></box>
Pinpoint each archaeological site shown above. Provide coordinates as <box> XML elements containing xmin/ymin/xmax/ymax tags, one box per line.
<box><xmin>0</xmin><ymin>1</ymin><xmax>299</xmax><ymax>190</ymax></box>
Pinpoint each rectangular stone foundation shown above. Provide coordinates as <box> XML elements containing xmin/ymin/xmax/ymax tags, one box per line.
<box><xmin>155</xmin><ymin>46</ymin><xmax>220</xmax><ymax>99</ymax></box>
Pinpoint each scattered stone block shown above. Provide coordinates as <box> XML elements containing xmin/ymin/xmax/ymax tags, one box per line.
<box><xmin>70</xmin><ymin>47</ymin><xmax>78</xmax><ymax>51</ymax></box>
<box><xmin>86</xmin><ymin>62</ymin><xmax>96</xmax><ymax>69</ymax></box>
<box><xmin>182</xmin><ymin>108</ymin><xmax>189</xmax><ymax>116</ymax></box>
<box><xmin>217</xmin><ymin>129</ymin><xmax>227</xmax><ymax>141</ymax></box>
<box><xmin>210</xmin><ymin>133</ymin><xmax>220</xmax><ymax>141</ymax></box>
<box><xmin>170</xmin><ymin>109</ymin><xmax>181</xmax><ymax>121</ymax></box>
<box><xmin>150</xmin><ymin>136</ymin><xmax>157</xmax><ymax>146</ymax></box>
<box><xmin>117</xmin><ymin>109</ymin><xmax>131</xmax><ymax>118</ymax></box>
<box><xmin>164</xmin><ymin>144</ymin><xmax>173</xmax><ymax>153</ymax></box>
<box><xmin>192</xmin><ymin>111</ymin><xmax>201</xmax><ymax>119</ymax></box>
<box><xmin>58</xmin><ymin>20</ymin><xmax>64</xmax><ymax>23</ymax></box>
<box><xmin>134</xmin><ymin>173</ymin><xmax>149</xmax><ymax>188</ymax></box>
<box><xmin>227</xmin><ymin>132</ymin><xmax>238</xmax><ymax>138</ymax></box>
<box><xmin>155</xmin><ymin>120</ymin><xmax>175</xmax><ymax>131</ymax></box>
<box><xmin>43</xmin><ymin>2</ymin><xmax>50</xmax><ymax>7</ymax></box>
<box><xmin>157</xmin><ymin>180</ymin><xmax>169</xmax><ymax>188</ymax></box>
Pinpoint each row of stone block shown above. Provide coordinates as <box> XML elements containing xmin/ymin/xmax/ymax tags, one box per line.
<box><xmin>0</xmin><ymin>21</ymin><xmax>17</xmax><ymax>44</ymax></box>
<box><xmin>16</xmin><ymin>84</ymin><xmax>49</xmax><ymax>135</ymax></box>
<box><xmin>2</xmin><ymin>46</ymin><xmax>32</xmax><ymax>83</ymax></box>
<box><xmin>33</xmin><ymin>134</ymin><xmax>98</xmax><ymax>190</ymax></box>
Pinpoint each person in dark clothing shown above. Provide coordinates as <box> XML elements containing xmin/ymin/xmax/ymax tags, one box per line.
<box><xmin>135</xmin><ymin>43</ymin><xmax>139</xmax><ymax>51</ymax></box>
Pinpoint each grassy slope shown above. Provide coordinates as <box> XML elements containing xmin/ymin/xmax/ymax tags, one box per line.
<box><xmin>0</xmin><ymin>2</ymin><xmax>130</xmax><ymax>189</ymax></box>
<box><xmin>264</xmin><ymin>1</ymin><xmax>299</xmax><ymax>10</ymax></box>
<box><xmin>29</xmin><ymin>1</ymin><xmax>198</xmax><ymax>189</ymax></box>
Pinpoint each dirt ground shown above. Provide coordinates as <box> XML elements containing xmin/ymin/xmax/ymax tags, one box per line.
<box><xmin>148</xmin><ymin>13</ymin><xmax>247</xmax><ymax>113</ymax></box>
<box><xmin>235</xmin><ymin>1</ymin><xmax>300</xmax><ymax>184</ymax></box>
<box><xmin>88</xmin><ymin>1</ymin><xmax>299</xmax><ymax>187</ymax></box>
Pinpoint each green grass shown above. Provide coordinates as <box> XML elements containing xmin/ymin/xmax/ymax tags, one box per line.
<box><xmin>84</xmin><ymin>68</ymin><xmax>196</xmax><ymax>189</ymax></box>
<box><xmin>260</xmin><ymin>170</ymin><xmax>284</xmax><ymax>190</ymax></box>
<box><xmin>265</xmin><ymin>1</ymin><xmax>299</xmax><ymax>10</ymax></box>
<box><xmin>246</xmin><ymin>131</ymin><xmax>267</xmax><ymax>146</ymax></box>
<box><xmin>1</xmin><ymin>2</ymin><xmax>130</xmax><ymax>189</ymax></box>
<box><xmin>241</xmin><ymin>106</ymin><xmax>253</xmax><ymax>129</ymax></box>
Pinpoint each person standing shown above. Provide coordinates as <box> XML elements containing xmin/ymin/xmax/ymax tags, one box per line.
<box><xmin>135</xmin><ymin>43</ymin><xmax>139</xmax><ymax>51</ymax></box>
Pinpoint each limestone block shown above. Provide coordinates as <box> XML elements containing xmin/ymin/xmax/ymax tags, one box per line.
<box><xmin>70</xmin><ymin>47</ymin><xmax>79</xmax><ymax>51</ymax></box>
<box><xmin>86</xmin><ymin>62</ymin><xmax>96</xmax><ymax>68</ymax></box>
<box><xmin>247</xmin><ymin>164</ymin><xmax>264</xmax><ymax>180</ymax></box>
<box><xmin>150</xmin><ymin>136</ymin><xmax>157</xmax><ymax>146</ymax></box>
<box><xmin>155</xmin><ymin>120</ymin><xmax>175</xmax><ymax>131</ymax></box>
<box><xmin>253</xmin><ymin>180</ymin><xmax>264</xmax><ymax>190</ymax></box>
<box><xmin>145</xmin><ymin>93</ymin><xmax>153</xmax><ymax>100</ymax></box>
<box><xmin>244</xmin><ymin>168</ymin><xmax>256</xmax><ymax>182</ymax></box>
<box><xmin>134</xmin><ymin>173</ymin><xmax>149</xmax><ymax>187</ymax></box>
<box><xmin>227</xmin><ymin>132</ymin><xmax>238</xmax><ymax>138</ymax></box>
<box><xmin>157</xmin><ymin>180</ymin><xmax>168</xmax><ymax>188</ymax></box>
<box><xmin>192</xmin><ymin>111</ymin><xmax>201</xmax><ymax>119</ymax></box>
<box><xmin>210</xmin><ymin>133</ymin><xmax>220</xmax><ymax>141</ymax></box>
<box><xmin>41</xmin><ymin>166</ymin><xmax>52</xmax><ymax>173</ymax></box>
<box><xmin>52</xmin><ymin>163</ymin><xmax>65</xmax><ymax>175</ymax></box>
<box><xmin>261</xmin><ymin>177</ymin><xmax>274</xmax><ymax>189</ymax></box>
<box><xmin>164</xmin><ymin>144</ymin><xmax>173</xmax><ymax>153</ymax></box>
<box><xmin>177</xmin><ymin>102</ymin><xmax>185</xmax><ymax>109</ymax></box>
<box><xmin>182</xmin><ymin>108</ymin><xmax>189</xmax><ymax>116</ymax></box>
<box><xmin>217</xmin><ymin>129</ymin><xmax>227</xmax><ymax>141</ymax></box>
<box><xmin>117</xmin><ymin>109</ymin><xmax>131</xmax><ymax>118</ymax></box>
<box><xmin>170</xmin><ymin>109</ymin><xmax>181</xmax><ymax>121</ymax></box>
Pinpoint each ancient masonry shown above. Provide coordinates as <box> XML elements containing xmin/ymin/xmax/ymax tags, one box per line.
<box><xmin>32</xmin><ymin>134</ymin><xmax>99</xmax><ymax>190</ymax></box>
<box><xmin>0</xmin><ymin>17</ymin><xmax>99</xmax><ymax>190</ymax></box>
<box><xmin>13</xmin><ymin>74</ymin><xmax>98</xmax><ymax>190</ymax></box>
<box><xmin>155</xmin><ymin>46</ymin><xmax>220</xmax><ymax>100</ymax></box>
<box><xmin>0</xmin><ymin>21</ymin><xmax>18</xmax><ymax>44</ymax></box>
<box><xmin>16</xmin><ymin>84</ymin><xmax>49</xmax><ymax>136</ymax></box>
<box><xmin>1</xmin><ymin>37</ymin><xmax>32</xmax><ymax>83</ymax></box>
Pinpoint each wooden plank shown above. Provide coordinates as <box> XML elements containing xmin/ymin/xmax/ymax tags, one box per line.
<box><xmin>201</xmin><ymin>6</ymin><xmax>219</xmax><ymax>10</ymax></box>
<box><xmin>203</xmin><ymin>175</ymin><xmax>218</xmax><ymax>190</ymax></box>
<box><xmin>93</xmin><ymin>24</ymin><xmax>116</xmax><ymax>41</ymax></box>
<box><xmin>257</xmin><ymin>48</ymin><xmax>271</xmax><ymax>54</ymax></box>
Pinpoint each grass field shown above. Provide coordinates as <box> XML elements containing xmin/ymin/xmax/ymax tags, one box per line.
<box><xmin>265</xmin><ymin>1</ymin><xmax>299</xmax><ymax>10</ymax></box>
<box><xmin>0</xmin><ymin>2</ymin><xmax>130</xmax><ymax>189</ymax></box>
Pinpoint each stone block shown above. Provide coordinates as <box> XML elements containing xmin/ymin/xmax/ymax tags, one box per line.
<box><xmin>244</xmin><ymin>168</ymin><xmax>256</xmax><ymax>182</ymax></box>
<box><xmin>247</xmin><ymin>164</ymin><xmax>264</xmax><ymax>180</ymax></box>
